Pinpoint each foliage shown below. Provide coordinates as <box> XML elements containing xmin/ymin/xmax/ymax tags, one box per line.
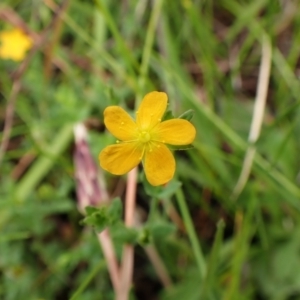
<box><xmin>1</xmin><ymin>0</ymin><xmax>300</xmax><ymax>299</ymax></box>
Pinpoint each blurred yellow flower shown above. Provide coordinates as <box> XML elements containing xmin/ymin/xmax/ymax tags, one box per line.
<box><xmin>0</xmin><ymin>28</ymin><xmax>33</xmax><ymax>61</ymax></box>
<box><xmin>99</xmin><ymin>91</ymin><xmax>196</xmax><ymax>186</ymax></box>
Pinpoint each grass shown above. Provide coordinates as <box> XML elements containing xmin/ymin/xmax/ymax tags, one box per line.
<box><xmin>1</xmin><ymin>0</ymin><xmax>300</xmax><ymax>299</ymax></box>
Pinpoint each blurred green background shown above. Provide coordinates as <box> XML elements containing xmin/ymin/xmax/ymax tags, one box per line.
<box><xmin>1</xmin><ymin>0</ymin><xmax>300</xmax><ymax>299</ymax></box>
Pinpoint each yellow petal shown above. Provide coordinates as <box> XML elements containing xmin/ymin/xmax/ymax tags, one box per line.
<box><xmin>136</xmin><ymin>91</ymin><xmax>167</xmax><ymax>130</ymax></box>
<box><xmin>0</xmin><ymin>29</ymin><xmax>32</xmax><ymax>61</ymax></box>
<box><xmin>155</xmin><ymin>119</ymin><xmax>196</xmax><ymax>145</ymax></box>
<box><xmin>104</xmin><ymin>106</ymin><xmax>138</xmax><ymax>141</ymax></box>
<box><xmin>99</xmin><ymin>143</ymin><xmax>142</xmax><ymax>175</ymax></box>
<box><xmin>144</xmin><ymin>144</ymin><xmax>175</xmax><ymax>186</ymax></box>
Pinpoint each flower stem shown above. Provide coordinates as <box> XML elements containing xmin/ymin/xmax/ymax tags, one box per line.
<box><xmin>97</xmin><ymin>230</ymin><xmax>120</xmax><ymax>292</ymax></box>
<box><xmin>175</xmin><ymin>188</ymin><xmax>206</xmax><ymax>278</ymax></box>
<box><xmin>117</xmin><ymin>167</ymin><xmax>138</xmax><ymax>300</ymax></box>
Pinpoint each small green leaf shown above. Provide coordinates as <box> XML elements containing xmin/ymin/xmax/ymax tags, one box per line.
<box><xmin>111</xmin><ymin>224</ymin><xmax>139</xmax><ymax>244</ymax></box>
<box><xmin>81</xmin><ymin>198</ymin><xmax>122</xmax><ymax>233</ymax></box>
<box><xmin>81</xmin><ymin>206</ymin><xmax>109</xmax><ymax>232</ymax></box>
<box><xmin>85</xmin><ymin>206</ymin><xmax>99</xmax><ymax>215</ymax></box>
<box><xmin>178</xmin><ymin>109</ymin><xmax>194</xmax><ymax>121</ymax></box>
<box><xmin>142</xmin><ymin>172</ymin><xmax>163</xmax><ymax>197</ymax></box>
<box><xmin>148</xmin><ymin>220</ymin><xmax>176</xmax><ymax>240</ymax></box>
<box><xmin>143</xmin><ymin>174</ymin><xmax>181</xmax><ymax>198</ymax></box>
<box><xmin>107</xmin><ymin>197</ymin><xmax>122</xmax><ymax>223</ymax></box>
<box><xmin>157</xmin><ymin>180</ymin><xmax>182</xmax><ymax>199</ymax></box>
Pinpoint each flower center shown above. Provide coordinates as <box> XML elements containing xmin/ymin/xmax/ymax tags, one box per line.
<box><xmin>139</xmin><ymin>131</ymin><xmax>151</xmax><ymax>143</ymax></box>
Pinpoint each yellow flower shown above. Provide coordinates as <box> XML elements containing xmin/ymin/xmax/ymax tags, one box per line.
<box><xmin>0</xmin><ymin>28</ymin><xmax>33</xmax><ymax>61</ymax></box>
<box><xmin>99</xmin><ymin>91</ymin><xmax>196</xmax><ymax>186</ymax></box>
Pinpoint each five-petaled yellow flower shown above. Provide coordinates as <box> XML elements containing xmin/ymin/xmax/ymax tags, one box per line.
<box><xmin>0</xmin><ymin>28</ymin><xmax>33</xmax><ymax>61</ymax></box>
<box><xmin>99</xmin><ymin>91</ymin><xmax>196</xmax><ymax>186</ymax></box>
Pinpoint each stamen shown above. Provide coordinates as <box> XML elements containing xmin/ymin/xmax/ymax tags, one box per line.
<box><xmin>139</xmin><ymin>131</ymin><xmax>151</xmax><ymax>143</ymax></box>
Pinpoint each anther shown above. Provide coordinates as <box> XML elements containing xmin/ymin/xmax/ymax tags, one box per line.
<box><xmin>116</xmin><ymin>140</ymin><xmax>120</xmax><ymax>143</ymax></box>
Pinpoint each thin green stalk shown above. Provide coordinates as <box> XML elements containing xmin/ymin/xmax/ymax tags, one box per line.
<box><xmin>256</xmin><ymin>206</ymin><xmax>269</xmax><ymax>250</ymax></box>
<box><xmin>94</xmin><ymin>0</ymin><xmax>139</xmax><ymax>73</ymax></box>
<box><xmin>166</xmin><ymin>62</ymin><xmax>300</xmax><ymax>202</ymax></box>
<box><xmin>185</xmin><ymin>2</ymin><xmax>220</xmax><ymax>108</ymax></box>
<box><xmin>273</xmin><ymin>48</ymin><xmax>300</xmax><ymax>102</ymax></box>
<box><xmin>14</xmin><ymin>124</ymin><xmax>73</xmax><ymax>202</ymax></box>
<box><xmin>222</xmin><ymin>0</ymin><xmax>268</xmax><ymax>43</ymax></box>
<box><xmin>138</xmin><ymin>0</ymin><xmax>164</xmax><ymax>97</ymax></box>
<box><xmin>70</xmin><ymin>261</ymin><xmax>105</xmax><ymax>300</ymax></box>
<box><xmin>49</xmin><ymin>2</ymin><xmax>138</xmax><ymax>92</ymax></box>
<box><xmin>223</xmin><ymin>0</ymin><xmax>300</xmax><ymax>115</ymax></box>
<box><xmin>148</xmin><ymin>197</ymin><xmax>160</xmax><ymax>221</ymax></box>
<box><xmin>175</xmin><ymin>188</ymin><xmax>206</xmax><ymax>278</ymax></box>
<box><xmin>223</xmin><ymin>196</ymin><xmax>257</xmax><ymax>300</ymax></box>
<box><xmin>200</xmin><ymin>219</ymin><xmax>225</xmax><ymax>300</ymax></box>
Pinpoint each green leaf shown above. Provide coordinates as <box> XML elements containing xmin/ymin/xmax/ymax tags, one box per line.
<box><xmin>107</xmin><ymin>197</ymin><xmax>122</xmax><ymax>223</ymax></box>
<box><xmin>147</xmin><ymin>220</ymin><xmax>176</xmax><ymax>241</ymax></box>
<box><xmin>85</xmin><ymin>206</ymin><xmax>99</xmax><ymax>215</ymax></box>
<box><xmin>142</xmin><ymin>174</ymin><xmax>181</xmax><ymax>198</ymax></box>
<box><xmin>142</xmin><ymin>172</ymin><xmax>163</xmax><ymax>197</ymax></box>
<box><xmin>81</xmin><ymin>198</ymin><xmax>122</xmax><ymax>233</ymax></box>
<box><xmin>111</xmin><ymin>224</ymin><xmax>139</xmax><ymax>244</ymax></box>
<box><xmin>178</xmin><ymin>109</ymin><xmax>194</xmax><ymax>121</ymax></box>
<box><xmin>157</xmin><ymin>180</ymin><xmax>182</xmax><ymax>199</ymax></box>
<box><xmin>162</xmin><ymin>110</ymin><xmax>174</xmax><ymax>121</ymax></box>
<box><xmin>81</xmin><ymin>206</ymin><xmax>109</xmax><ymax>232</ymax></box>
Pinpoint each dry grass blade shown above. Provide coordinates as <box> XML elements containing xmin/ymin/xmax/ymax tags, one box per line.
<box><xmin>232</xmin><ymin>36</ymin><xmax>272</xmax><ymax>199</ymax></box>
